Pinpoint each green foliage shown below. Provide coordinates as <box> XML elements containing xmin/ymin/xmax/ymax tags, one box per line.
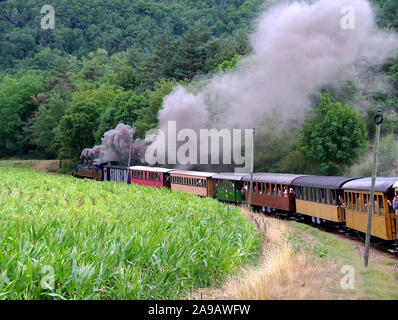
<box><xmin>361</xmin><ymin>134</ymin><xmax>398</xmax><ymax>177</ymax></box>
<box><xmin>170</xmin><ymin>22</ymin><xmax>212</xmax><ymax>82</ymax></box>
<box><xmin>134</xmin><ymin>79</ymin><xmax>181</xmax><ymax>138</ymax></box>
<box><xmin>28</xmin><ymin>94</ymin><xmax>71</xmax><ymax>159</ymax></box>
<box><xmin>214</xmin><ymin>55</ymin><xmax>243</xmax><ymax>73</ymax></box>
<box><xmin>371</xmin><ymin>0</ymin><xmax>398</xmax><ymax>29</ymax></box>
<box><xmin>56</xmin><ymin>85</ymin><xmax>122</xmax><ymax>158</ymax></box>
<box><xmin>377</xmin><ymin>134</ymin><xmax>398</xmax><ymax>176</ymax></box>
<box><xmin>0</xmin><ymin>0</ymin><xmax>396</xmax><ymax>169</ymax></box>
<box><xmin>0</xmin><ymin>167</ymin><xmax>260</xmax><ymax>299</ymax></box>
<box><xmin>0</xmin><ymin>0</ymin><xmax>263</xmax><ymax>70</ymax></box>
<box><xmin>298</xmin><ymin>92</ymin><xmax>368</xmax><ymax>175</ymax></box>
<box><xmin>95</xmin><ymin>91</ymin><xmax>147</xmax><ymax>142</ymax></box>
<box><xmin>254</xmin><ymin>121</ymin><xmax>299</xmax><ymax>173</ymax></box>
<box><xmin>0</xmin><ymin>74</ymin><xmax>45</xmax><ymax>157</ymax></box>
<box><xmin>313</xmin><ymin>245</ymin><xmax>328</xmax><ymax>258</ymax></box>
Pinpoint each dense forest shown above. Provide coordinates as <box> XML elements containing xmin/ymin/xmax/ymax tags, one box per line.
<box><xmin>0</xmin><ymin>0</ymin><xmax>397</xmax><ymax>176</ymax></box>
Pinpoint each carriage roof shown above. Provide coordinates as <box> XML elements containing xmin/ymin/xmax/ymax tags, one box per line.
<box><xmin>242</xmin><ymin>173</ymin><xmax>306</xmax><ymax>185</ymax></box>
<box><xmin>292</xmin><ymin>176</ymin><xmax>359</xmax><ymax>189</ymax></box>
<box><xmin>212</xmin><ymin>173</ymin><xmax>250</xmax><ymax>181</ymax></box>
<box><xmin>342</xmin><ymin>177</ymin><xmax>398</xmax><ymax>193</ymax></box>
<box><xmin>130</xmin><ymin>166</ymin><xmax>174</xmax><ymax>173</ymax></box>
<box><xmin>169</xmin><ymin>170</ymin><xmax>215</xmax><ymax>178</ymax></box>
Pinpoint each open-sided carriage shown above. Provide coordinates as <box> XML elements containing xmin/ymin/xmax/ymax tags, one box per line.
<box><xmin>103</xmin><ymin>165</ymin><xmax>130</xmax><ymax>184</ymax></box>
<box><xmin>75</xmin><ymin>159</ymin><xmax>108</xmax><ymax>181</ymax></box>
<box><xmin>212</xmin><ymin>173</ymin><xmax>249</xmax><ymax>204</ymax></box>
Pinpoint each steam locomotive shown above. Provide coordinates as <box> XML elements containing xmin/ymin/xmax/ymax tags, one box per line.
<box><xmin>75</xmin><ymin>162</ymin><xmax>398</xmax><ymax>242</ymax></box>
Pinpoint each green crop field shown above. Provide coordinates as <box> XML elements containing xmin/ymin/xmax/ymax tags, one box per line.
<box><xmin>0</xmin><ymin>167</ymin><xmax>260</xmax><ymax>300</ymax></box>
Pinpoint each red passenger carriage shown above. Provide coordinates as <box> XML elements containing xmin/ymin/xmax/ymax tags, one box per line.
<box><xmin>130</xmin><ymin>166</ymin><xmax>174</xmax><ymax>188</ymax></box>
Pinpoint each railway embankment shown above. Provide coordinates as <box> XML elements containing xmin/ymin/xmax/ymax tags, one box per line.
<box><xmin>194</xmin><ymin>208</ymin><xmax>398</xmax><ymax>300</ymax></box>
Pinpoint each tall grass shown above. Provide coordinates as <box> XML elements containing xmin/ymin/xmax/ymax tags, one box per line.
<box><xmin>0</xmin><ymin>167</ymin><xmax>260</xmax><ymax>300</ymax></box>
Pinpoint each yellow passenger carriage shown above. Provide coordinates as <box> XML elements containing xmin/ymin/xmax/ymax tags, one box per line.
<box><xmin>342</xmin><ymin>178</ymin><xmax>398</xmax><ymax>241</ymax></box>
<box><xmin>292</xmin><ymin>176</ymin><xmax>358</xmax><ymax>223</ymax></box>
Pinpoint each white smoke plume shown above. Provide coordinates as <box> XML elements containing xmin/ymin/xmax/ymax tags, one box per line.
<box><xmin>81</xmin><ymin>124</ymin><xmax>148</xmax><ymax>164</ymax></box>
<box><xmin>151</xmin><ymin>0</ymin><xmax>398</xmax><ymax>162</ymax></box>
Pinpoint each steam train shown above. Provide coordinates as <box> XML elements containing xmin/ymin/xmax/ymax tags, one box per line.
<box><xmin>76</xmin><ymin>162</ymin><xmax>398</xmax><ymax>242</ymax></box>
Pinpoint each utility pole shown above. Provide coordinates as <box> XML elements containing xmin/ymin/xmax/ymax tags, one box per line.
<box><xmin>127</xmin><ymin>127</ymin><xmax>134</xmax><ymax>183</ymax></box>
<box><xmin>248</xmin><ymin>128</ymin><xmax>256</xmax><ymax>209</ymax></box>
<box><xmin>364</xmin><ymin>106</ymin><xmax>383</xmax><ymax>267</ymax></box>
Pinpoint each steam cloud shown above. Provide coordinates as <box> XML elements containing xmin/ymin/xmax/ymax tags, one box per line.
<box><xmin>81</xmin><ymin>124</ymin><xmax>148</xmax><ymax>164</ymax></box>
<box><xmin>150</xmin><ymin>0</ymin><xmax>398</xmax><ymax>162</ymax></box>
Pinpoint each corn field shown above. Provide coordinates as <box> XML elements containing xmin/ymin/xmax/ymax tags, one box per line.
<box><xmin>0</xmin><ymin>167</ymin><xmax>260</xmax><ymax>299</ymax></box>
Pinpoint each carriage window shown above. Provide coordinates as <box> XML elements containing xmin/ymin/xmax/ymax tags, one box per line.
<box><xmin>374</xmin><ymin>195</ymin><xmax>379</xmax><ymax>215</ymax></box>
<box><xmin>330</xmin><ymin>190</ymin><xmax>337</xmax><ymax>205</ymax></box>
<box><xmin>365</xmin><ymin>194</ymin><xmax>369</xmax><ymax>213</ymax></box>
<box><xmin>351</xmin><ymin>193</ymin><xmax>356</xmax><ymax>210</ymax></box>
<box><xmin>379</xmin><ymin>195</ymin><xmax>384</xmax><ymax>216</ymax></box>
<box><xmin>348</xmin><ymin>193</ymin><xmax>352</xmax><ymax>209</ymax></box>
<box><xmin>326</xmin><ymin>190</ymin><xmax>330</xmax><ymax>205</ymax></box>
<box><xmin>359</xmin><ymin>193</ymin><xmax>364</xmax><ymax>212</ymax></box>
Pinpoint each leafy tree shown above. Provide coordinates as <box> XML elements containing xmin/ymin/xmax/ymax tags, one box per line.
<box><xmin>213</xmin><ymin>55</ymin><xmax>242</xmax><ymax>73</ymax></box>
<box><xmin>55</xmin><ymin>85</ymin><xmax>122</xmax><ymax>158</ymax></box>
<box><xmin>377</xmin><ymin>134</ymin><xmax>398</xmax><ymax>176</ymax></box>
<box><xmin>298</xmin><ymin>92</ymin><xmax>368</xmax><ymax>175</ymax></box>
<box><xmin>95</xmin><ymin>91</ymin><xmax>147</xmax><ymax>142</ymax></box>
<box><xmin>56</xmin><ymin>101</ymin><xmax>101</xmax><ymax>159</ymax></box>
<box><xmin>0</xmin><ymin>74</ymin><xmax>45</xmax><ymax>157</ymax></box>
<box><xmin>371</xmin><ymin>0</ymin><xmax>398</xmax><ymax>29</ymax></box>
<box><xmin>134</xmin><ymin>79</ymin><xmax>180</xmax><ymax>138</ymax></box>
<box><xmin>28</xmin><ymin>93</ymin><xmax>71</xmax><ymax>158</ymax></box>
<box><xmin>170</xmin><ymin>22</ymin><xmax>212</xmax><ymax>82</ymax></box>
<box><xmin>253</xmin><ymin>120</ymin><xmax>299</xmax><ymax>173</ymax></box>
